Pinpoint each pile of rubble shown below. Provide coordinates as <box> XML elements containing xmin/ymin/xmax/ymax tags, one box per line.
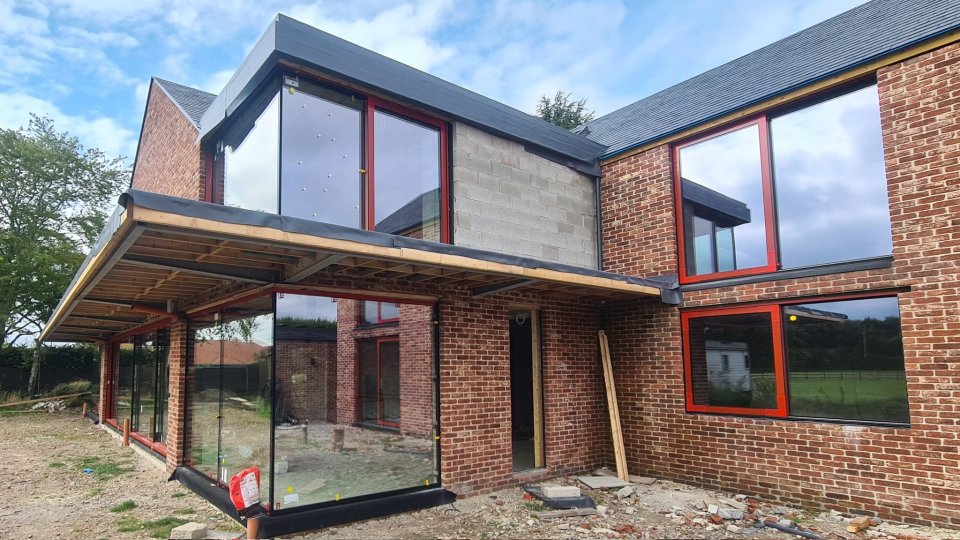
<box><xmin>30</xmin><ymin>399</ymin><xmax>66</xmax><ymax>413</ymax></box>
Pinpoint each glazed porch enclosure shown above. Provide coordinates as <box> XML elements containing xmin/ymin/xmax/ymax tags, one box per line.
<box><xmin>38</xmin><ymin>189</ymin><xmax>672</xmax><ymax>534</ymax></box>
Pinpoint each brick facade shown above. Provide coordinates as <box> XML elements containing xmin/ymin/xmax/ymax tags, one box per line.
<box><xmin>275</xmin><ymin>338</ymin><xmax>337</xmax><ymax>424</ymax></box>
<box><xmin>131</xmin><ymin>80</ymin><xmax>205</xmax><ymax>200</ymax></box>
<box><xmin>598</xmin><ymin>42</ymin><xmax>960</xmax><ymax>527</ymax></box>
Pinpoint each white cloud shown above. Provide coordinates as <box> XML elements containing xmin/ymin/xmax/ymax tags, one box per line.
<box><xmin>198</xmin><ymin>68</ymin><xmax>235</xmax><ymax>95</ymax></box>
<box><xmin>0</xmin><ymin>92</ymin><xmax>137</xmax><ymax>161</ymax></box>
<box><xmin>287</xmin><ymin>0</ymin><xmax>457</xmax><ymax>72</ymax></box>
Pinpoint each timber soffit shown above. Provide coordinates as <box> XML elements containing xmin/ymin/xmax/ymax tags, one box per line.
<box><xmin>581</xmin><ymin>0</ymin><xmax>960</xmax><ymax>161</ymax></box>
<box><xmin>39</xmin><ymin>190</ymin><xmax>678</xmax><ymax>343</ymax></box>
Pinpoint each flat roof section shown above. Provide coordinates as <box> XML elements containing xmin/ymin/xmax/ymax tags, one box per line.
<box><xmin>40</xmin><ymin>190</ymin><xmax>678</xmax><ymax>343</ymax></box>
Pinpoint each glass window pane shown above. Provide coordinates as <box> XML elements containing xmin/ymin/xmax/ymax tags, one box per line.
<box><xmin>217</xmin><ymin>298</ymin><xmax>273</xmax><ymax>501</ymax></box>
<box><xmin>379</xmin><ymin>302</ymin><xmax>400</xmax><ymax>321</ymax></box>
<box><xmin>785</xmin><ymin>297</ymin><xmax>908</xmax><ymax>423</ymax></box>
<box><xmin>155</xmin><ymin>330</ymin><xmax>170</xmax><ymax>443</ymax></box>
<box><xmin>374</xmin><ymin>111</ymin><xmax>442</xmax><ymax>242</ymax></box>
<box><xmin>273</xmin><ymin>295</ymin><xmax>438</xmax><ymax>510</ymax></box>
<box><xmin>680</xmin><ymin>124</ymin><xmax>767</xmax><ymax>276</ymax></box>
<box><xmin>688</xmin><ymin>312</ymin><xmax>778</xmax><ymax>410</ymax></box>
<box><xmin>135</xmin><ymin>333</ymin><xmax>156</xmax><ymax>435</ymax></box>
<box><xmin>771</xmin><ymin>85</ymin><xmax>891</xmax><ymax>268</ymax></box>
<box><xmin>188</xmin><ymin>317</ymin><xmax>220</xmax><ymax>478</ymax></box>
<box><xmin>116</xmin><ymin>343</ymin><xmax>133</xmax><ymax>422</ymax></box>
<box><xmin>224</xmin><ymin>92</ymin><xmax>279</xmax><ymax>214</ymax></box>
<box><xmin>281</xmin><ymin>84</ymin><xmax>362</xmax><ymax>226</ymax></box>
<box><xmin>362</xmin><ymin>301</ymin><xmax>378</xmax><ymax>325</ymax></box>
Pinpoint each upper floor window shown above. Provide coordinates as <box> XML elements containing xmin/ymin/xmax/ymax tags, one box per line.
<box><xmin>216</xmin><ymin>75</ymin><xmax>449</xmax><ymax>243</ymax></box>
<box><xmin>675</xmin><ymin>83</ymin><xmax>891</xmax><ymax>283</ymax></box>
<box><xmin>361</xmin><ymin>300</ymin><xmax>400</xmax><ymax>325</ymax></box>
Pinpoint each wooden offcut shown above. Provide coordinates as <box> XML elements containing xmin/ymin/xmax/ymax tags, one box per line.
<box><xmin>531</xmin><ymin>310</ymin><xmax>545</xmax><ymax>468</ymax></box>
<box><xmin>847</xmin><ymin>516</ymin><xmax>871</xmax><ymax>533</ymax></box>
<box><xmin>598</xmin><ymin>330</ymin><xmax>628</xmax><ymax>481</ymax></box>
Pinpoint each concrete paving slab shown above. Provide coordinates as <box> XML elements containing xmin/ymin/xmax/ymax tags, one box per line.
<box><xmin>577</xmin><ymin>476</ymin><xmax>633</xmax><ymax>489</ymax></box>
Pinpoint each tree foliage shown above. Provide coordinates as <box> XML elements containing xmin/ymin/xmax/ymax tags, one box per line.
<box><xmin>0</xmin><ymin>116</ymin><xmax>128</xmax><ymax>346</ymax></box>
<box><xmin>535</xmin><ymin>90</ymin><xmax>595</xmax><ymax>130</ymax></box>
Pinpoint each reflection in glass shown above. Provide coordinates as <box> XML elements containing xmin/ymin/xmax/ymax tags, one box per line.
<box><xmin>116</xmin><ymin>343</ymin><xmax>133</xmax><ymax>423</ymax></box>
<box><xmin>224</xmin><ymin>92</ymin><xmax>279</xmax><ymax>214</ymax></box>
<box><xmin>281</xmin><ymin>84</ymin><xmax>362</xmax><ymax>226</ymax></box>
<box><xmin>771</xmin><ymin>85</ymin><xmax>891</xmax><ymax>268</ymax></box>
<box><xmin>134</xmin><ymin>334</ymin><xmax>156</xmax><ymax>435</ymax></box>
<box><xmin>680</xmin><ymin>124</ymin><xmax>765</xmax><ymax>276</ymax></box>
<box><xmin>784</xmin><ymin>297</ymin><xmax>908</xmax><ymax>423</ymax></box>
<box><xmin>272</xmin><ymin>294</ymin><xmax>437</xmax><ymax>511</ymax></box>
<box><xmin>187</xmin><ymin>296</ymin><xmax>273</xmax><ymax>503</ymax></box>
<box><xmin>688</xmin><ymin>312</ymin><xmax>777</xmax><ymax>409</ymax></box>
<box><xmin>374</xmin><ymin>111</ymin><xmax>441</xmax><ymax>241</ymax></box>
<box><xmin>361</xmin><ymin>301</ymin><xmax>400</xmax><ymax>324</ymax></box>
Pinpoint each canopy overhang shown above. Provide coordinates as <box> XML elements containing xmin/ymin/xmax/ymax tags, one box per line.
<box><xmin>40</xmin><ymin>190</ymin><xmax>678</xmax><ymax>343</ymax></box>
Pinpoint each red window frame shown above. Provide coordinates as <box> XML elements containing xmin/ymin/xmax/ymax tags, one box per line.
<box><xmin>682</xmin><ymin>303</ymin><xmax>788</xmax><ymax>417</ymax></box>
<box><xmin>205</xmin><ymin>76</ymin><xmax>451</xmax><ymax>244</ymax></box>
<box><xmin>357</xmin><ymin>336</ymin><xmax>401</xmax><ymax>429</ymax></box>
<box><xmin>673</xmin><ymin>118</ymin><xmax>779</xmax><ymax>284</ymax></box>
<box><xmin>365</xmin><ymin>97</ymin><xmax>450</xmax><ymax>244</ymax></box>
<box><xmin>106</xmin><ymin>327</ymin><xmax>171</xmax><ymax>456</ymax></box>
<box><xmin>681</xmin><ymin>291</ymin><xmax>902</xmax><ymax>419</ymax></box>
<box><xmin>359</xmin><ymin>300</ymin><xmax>401</xmax><ymax>325</ymax></box>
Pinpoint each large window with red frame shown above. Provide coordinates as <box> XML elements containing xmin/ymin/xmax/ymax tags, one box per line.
<box><xmin>215</xmin><ymin>74</ymin><xmax>448</xmax><ymax>243</ymax></box>
<box><xmin>113</xmin><ymin>329</ymin><xmax>170</xmax><ymax>447</ymax></box>
<box><xmin>675</xmin><ymin>83</ymin><xmax>891</xmax><ymax>283</ymax></box>
<box><xmin>683</xmin><ymin>295</ymin><xmax>909</xmax><ymax>424</ymax></box>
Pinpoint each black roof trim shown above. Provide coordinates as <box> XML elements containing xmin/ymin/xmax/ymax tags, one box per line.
<box><xmin>198</xmin><ymin>14</ymin><xmax>606</xmax><ymax>168</ymax></box>
<box><xmin>584</xmin><ymin>0</ymin><xmax>960</xmax><ymax>158</ymax></box>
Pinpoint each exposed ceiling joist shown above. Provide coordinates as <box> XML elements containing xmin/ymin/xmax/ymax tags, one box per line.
<box><xmin>472</xmin><ymin>279</ymin><xmax>540</xmax><ymax>298</ymax></box>
<box><xmin>121</xmin><ymin>254</ymin><xmax>278</xmax><ymax>284</ymax></box>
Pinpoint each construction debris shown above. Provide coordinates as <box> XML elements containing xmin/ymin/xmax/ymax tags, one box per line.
<box><xmin>537</xmin><ymin>508</ymin><xmax>598</xmax><ymax>519</ymax></box>
<box><xmin>848</xmin><ymin>515</ymin><xmax>873</xmax><ymax>533</ymax></box>
<box><xmin>577</xmin><ymin>475</ymin><xmax>632</xmax><ymax>489</ymax></box>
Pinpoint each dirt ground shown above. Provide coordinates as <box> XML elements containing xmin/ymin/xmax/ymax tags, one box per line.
<box><xmin>1</xmin><ymin>411</ymin><xmax>957</xmax><ymax>540</ymax></box>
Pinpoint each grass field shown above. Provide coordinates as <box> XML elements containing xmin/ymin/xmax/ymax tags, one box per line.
<box><xmin>709</xmin><ymin>371</ymin><xmax>909</xmax><ymax>422</ymax></box>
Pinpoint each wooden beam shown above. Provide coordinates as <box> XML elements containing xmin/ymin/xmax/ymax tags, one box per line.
<box><xmin>532</xmin><ymin>310</ymin><xmax>544</xmax><ymax>469</ymax></box>
<box><xmin>472</xmin><ymin>279</ymin><xmax>539</xmax><ymax>298</ymax></box>
<box><xmin>133</xmin><ymin>207</ymin><xmax>662</xmax><ymax>297</ymax></box>
<box><xmin>599</xmin><ymin>330</ymin><xmax>628</xmax><ymax>481</ymax></box>
<box><xmin>285</xmin><ymin>253</ymin><xmax>346</xmax><ymax>283</ymax></box>
<box><xmin>121</xmin><ymin>254</ymin><xmax>276</xmax><ymax>283</ymax></box>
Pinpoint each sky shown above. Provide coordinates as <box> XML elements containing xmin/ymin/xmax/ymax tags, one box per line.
<box><xmin>0</xmin><ymin>0</ymin><xmax>869</xmax><ymax>166</ymax></box>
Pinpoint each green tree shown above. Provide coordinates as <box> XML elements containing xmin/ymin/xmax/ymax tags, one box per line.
<box><xmin>0</xmin><ymin>115</ymin><xmax>128</xmax><ymax>347</ymax></box>
<box><xmin>535</xmin><ymin>90</ymin><xmax>595</xmax><ymax>130</ymax></box>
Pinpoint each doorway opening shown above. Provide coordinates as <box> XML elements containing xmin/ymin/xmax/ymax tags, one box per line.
<box><xmin>509</xmin><ymin>309</ymin><xmax>543</xmax><ymax>472</ymax></box>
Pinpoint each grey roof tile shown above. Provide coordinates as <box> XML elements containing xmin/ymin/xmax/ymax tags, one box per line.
<box><xmin>583</xmin><ymin>0</ymin><xmax>960</xmax><ymax>158</ymax></box>
<box><xmin>154</xmin><ymin>78</ymin><xmax>217</xmax><ymax>128</ymax></box>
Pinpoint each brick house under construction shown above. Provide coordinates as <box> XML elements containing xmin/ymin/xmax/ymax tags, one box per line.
<box><xmin>41</xmin><ymin>0</ymin><xmax>960</xmax><ymax>534</ymax></box>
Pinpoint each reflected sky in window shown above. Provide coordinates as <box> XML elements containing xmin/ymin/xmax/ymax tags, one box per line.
<box><xmin>771</xmin><ymin>85</ymin><xmax>891</xmax><ymax>268</ymax></box>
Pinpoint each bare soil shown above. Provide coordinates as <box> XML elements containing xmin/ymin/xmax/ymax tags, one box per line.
<box><xmin>0</xmin><ymin>411</ymin><xmax>242</xmax><ymax>540</ymax></box>
<box><xmin>0</xmin><ymin>411</ymin><xmax>956</xmax><ymax>540</ymax></box>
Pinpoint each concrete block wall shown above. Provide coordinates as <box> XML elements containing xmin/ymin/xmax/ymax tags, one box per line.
<box><xmin>452</xmin><ymin>122</ymin><xmax>598</xmax><ymax>269</ymax></box>
<box><xmin>598</xmin><ymin>41</ymin><xmax>960</xmax><ymax>528</ymax></box>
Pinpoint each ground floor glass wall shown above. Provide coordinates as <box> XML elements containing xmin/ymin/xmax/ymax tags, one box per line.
<box><xmin>187</xmin><ymin>292</ymin><xmax>438</xmax><ymax>512</ymax></box>
<box><xmin>114</xmin><ymin>330</ymin><xmax>170</xmax><ymax>443</ymax></box>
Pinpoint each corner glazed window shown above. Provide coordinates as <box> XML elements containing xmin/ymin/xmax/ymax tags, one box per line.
<box><xmin>675</xmin><ymin>83</ymin><xmax>890</xmax><ymax>283</ymax></box>
<box><xmin>683</xmin><ymin>294</ymin><xmax>909</xmax><ymax>424</ymax></box>
<box><xmin>215</xmin><ymin>75</ymin><xmax>449</xmax><ymax>242</ymax></box>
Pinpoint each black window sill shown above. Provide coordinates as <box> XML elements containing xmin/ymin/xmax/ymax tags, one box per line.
<box><xmin>685</xmin><ymin>410</ymin><xmax>910</xmax><ymax>430</ymax></box>
<box><xmin>680</xmin><ymin>256</ymin><xmax>894</xmax><ymax>292</ymax></box>
<box><xmin>355</xmin><ymin>321</ymin><xmax>400</xmax><ymax>330</ymax></box>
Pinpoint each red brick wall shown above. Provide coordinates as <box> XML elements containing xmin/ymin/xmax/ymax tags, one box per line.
<box><xmin>335</xmin><ymin>300</ymin><xmax>435</xmax><ymax>438</ymax></box>
<box><xmin>131</xmin><ymin>80</ymin><xmax>204</xmax><ymax>200</ymax></box>
<box><xmin>599</xmin><ymin>41</ymin><xmax>960</xmax><ymax>527</ymax></box>
<box><xmin>275</xmin><ymin>339</ymin><xmax>337</xmax><ymax>423</ymax></box>
<box><xmin>439</xmin><ymin>292</ymin><xmax>608</xmax><ymax>495</ymax></box>
<box><xmin>165</xmin><ymin>320</ymin><xmax>188</xmax><ymax>473</ymax></box>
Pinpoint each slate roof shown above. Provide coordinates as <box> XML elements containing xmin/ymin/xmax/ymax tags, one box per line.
<box><xmin>374</xmin><ymin>188</ymin><xmax>440</xmax><ymax>236</ymax></box>
<box><xmin>153</xmin><ymin>78</ymin><xmax>216</xmax><ymax>128</ymax></box>
<box><xmin>582</xmin><ymin>0</ymin><xmax>960</xmax><ymax>159</ymax></box>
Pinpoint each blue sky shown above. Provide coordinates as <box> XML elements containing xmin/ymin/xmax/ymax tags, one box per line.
<box><xmin>1</xmin><ymin>0</ymin><xmax>866</xmax><ymax>165</ymax></box>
